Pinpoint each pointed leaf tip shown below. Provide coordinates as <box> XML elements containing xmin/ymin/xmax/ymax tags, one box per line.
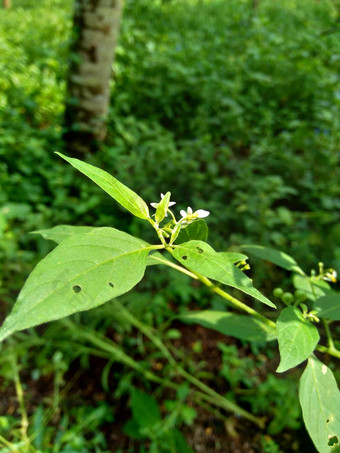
<box><xmin>56</xmin><ymin>153</ymin><xmax>150</xmax><ymax>220</ymax></box>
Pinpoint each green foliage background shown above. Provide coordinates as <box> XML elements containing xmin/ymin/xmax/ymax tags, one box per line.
<box><xmin>1</xmin><ymin>0</ymin><xmax>340</xmax><ymax>296</ymax></box>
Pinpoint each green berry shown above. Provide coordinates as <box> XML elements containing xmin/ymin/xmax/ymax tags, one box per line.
<box><xmin>294</xmin><ymin>289</ymin><xmax>306</xmax><ymax>302</ymax></box>
<box><xmin>282</xmin><ymin>292</ymin><xmax>294</xmax><ymax>304</ymax></box>
<box><xmin>273</xmin><ymin>287</ymin><xmax>284</xmax><ymax>298</ymax></box>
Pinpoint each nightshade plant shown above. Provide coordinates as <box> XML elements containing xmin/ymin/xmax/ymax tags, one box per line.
<box><xmin>1</xmin><ymin>153</ymin><xmax>340</xmax><ymax>452</ymax></box>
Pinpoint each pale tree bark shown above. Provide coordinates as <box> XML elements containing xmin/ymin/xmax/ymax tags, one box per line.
<box><xmin>64</xmin><ymin>0</ymin><xmax>123</xmax><ymax>155</ymax></box>
<box><xmin>3</xmin><ymin>0</ymin><xmax>11</xmax><ymax>8</ymax></box>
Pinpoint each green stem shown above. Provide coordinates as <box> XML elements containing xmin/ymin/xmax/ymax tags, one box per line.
<box><xmin>0</xmin><ymin>435</ymin><xmax>20</xmax><ymax>451</ymax></box>
<box><xmin>322</xmin><ymin>319</ymin><xmax>335</xmax><ymax>350</ymax></box>
<box><xmin>9</xmin><ymin>353</ymin><xmax>30</xmax><ymax>450</ymax></box>
<box><xmin>148</xmin><ymin>253</ymin><xmax>198</xmax><ymax>279</ymax></box>
<box><xmin>164</xmin><ymin>247</ymin><xmax>276</xmax><ymax>331</ymax></box>
<box><xmin>316</xmin><ymin>344</ymin><xmax>340</xmax><ymax>360</ymax></box>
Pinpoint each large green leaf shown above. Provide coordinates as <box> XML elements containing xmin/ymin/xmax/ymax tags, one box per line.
<box><xmin>32</xmin><ymin>225</ymin><xmax>96</xmax><ymax>244</ymax></box>
<box><xmin>299</xmin><ymin>356</ymin><xmax>340</xmax><ymax>453</ymax></box>
<box><xmin>242</xmin><ymin>245</ymin><xmax>305</xmax><ymax>275</ymax></box>
<box><xmin>276</xmin><ymin>306</ymin><xmax>319</xmax><ymax>373</ymax></box>
<box><xmin>176</xmin><ymin>220</ymin><xmax>208</xmax><ymax>243</ymax></box>
<box><xmin>314</xmin><ymin>293</ymin><xmax>340</xmax><ymax>321</ymax></box>
<box><xmin>179</xmin><ymin>310</ymin><xmax>276</xmax><ymax>342</ymax></box>
<box><xmin>172</xmin><ymin>241</ymin><xmax>275</xmax><ymax>308</ymax></box>
<box><xmin>56</xmin><ymin>153</ymin><xmax>150</xmax><ymax>220</ymax></box>
<box><xmin>0</xmin><ymin>228</ymin><xmax>153</xmax><ymax>342</ymax></box>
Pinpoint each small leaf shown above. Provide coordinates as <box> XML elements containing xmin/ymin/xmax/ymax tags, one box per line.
<box><xmin>314</xmin><ymin>293</ymin><xmax>340</xmax><ymax>321</ymax></box>
<box><xmin>276</xmin><ymin>306</ymin><xmax>319</xmax><ymax>373</ymax></box>
<box><xmin>172</xmin><ymin>241</ymin><xmax>275</xmax><ymax>308</ymax></box>
<box><xmin>176</xmin><ymin>219</ymin><xmax>208</xmax><ymax>243</ymax></box>
<box><xmin>299</xmin><ymin>356</ymin><xmax>340</xmax><ymax>453</ymax></box>
<box><xmin>179</xmin><ymin>310</ymin><xmax>276</xmax><ymax>342</ymax></box>
<box><xmin>56</xmin><ymin>153</ymin><xmax>150</xmax><ymax>220</ymax></box>
<box><xmin>32</xmin><ymin>225</ymin><xmax>95</xmax><ymax>244</ymax></box>
<box><xmin>131</xmin><ymin>388</ymin><xmax>161</xmax><ymax>428</ymax></box>
<box><xmin>242</xmin><ymin>245</ymin><xmax>305</xmax><ymax>275</ymax></box>
<box><xmin>0</xmin><ymin>228</ymin><xmax>152</xmax><ymax>342</ymax></box>
<box><xmin>155</xmin><ymin>191</ymin><xmax>171</xmax><ymax>224</ymax></box>
<box><xmin>293</xmin><ymin>275</ymin><xmax>330</xmax><ymax>302</ymax></box>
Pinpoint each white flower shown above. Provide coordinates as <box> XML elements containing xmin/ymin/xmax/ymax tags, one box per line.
<box><xmin>323</xmin><ymin>270</ymin><xmax>337</xmax><ymax>283</ymax></box>
<box><xmin>180</xmin><ymin>206</ymin><xmax>193</xmax><ymax>218</ymax></box>
<box><xmin>150</xmin><ymin>193</ymin><xmax>176</xmax><ymax>209</ymax></box>
<box><xmin>180</xmin><ymin>206</ymin><xmax>210</xmax><ymax>220</ymax></box>
<box><xmin>195</xmin><ymin>209</ymin><xmax>210</xmax><ymax>218</ymax></box>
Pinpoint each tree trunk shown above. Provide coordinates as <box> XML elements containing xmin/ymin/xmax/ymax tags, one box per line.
<box><xmin>64</xmin><ymin>0</ymin><xmax>123</xmax><ymax>155</ymax></box>
<box><xmin>3</xmin><ymin>0</ymin><xmax>11</xmax><ymax>8</ymax></box>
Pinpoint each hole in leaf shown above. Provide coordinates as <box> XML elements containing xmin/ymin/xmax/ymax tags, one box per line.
<box><xmin>182</xmin><ymin>255</ymin><xmax>188</xmax><ymax>260</ymax></box>
<box><xmin>72</xmin><ymin>285</ymin><xmax>82</xmax><ymax>294</ymax></box>
<box><xmin>109</xmin><ymin>282</ymin><xmax>114</xmax><ymax>288</ymax></box>
<box><xmin>196</xmin><ymin>246</ymin><xmax>204</xmax><ymax>253</ymax></box>
<box><xmin>328</xmin><ymin>436</ymin><xmax>338</xmax><ymax>447</ymax></box>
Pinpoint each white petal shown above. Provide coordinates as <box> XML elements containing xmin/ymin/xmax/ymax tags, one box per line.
<box><xmin>180</xmin><ymin>210</ymin><xmax>187</xmax><ymax>217</ymax></box>
<box><xmin>150</xmin><ymin>202</ymin><xmax>158</xmax><ymax>208</ymax></box>
<box><xmin>195</xmin><ymin>209</ymin><xmax>210</xmax><ymax>218</ymax></box>
<box><xmin>168</xmin><ymin>201</ymin><xmax>176</xmax><ymax>207</ymax></box>
<box><xmin>187</xmin><ymin>207</ymin><xmax>193</xmax><ymax>214</ymax></box>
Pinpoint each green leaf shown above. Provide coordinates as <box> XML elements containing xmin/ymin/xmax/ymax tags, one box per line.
<box><xmin>56</xmin><ymin>153</ymin><xmax>150</xmax><ymax>220</ymax></box>
<box><xmin>0</xmin><ymin>228</ymin><xmax>152</xmax><ymax>342</ymax></box>
<box><xmin>314</xmin><ymin>293</ymin><xmax>340</xmax><ymax>321</ymax></box>
<box><xmin>176</xmin><ymin>219</ymin><xmax>208</xmax><ymax>243</ymax></box>
<box><xmin>218</xmin><ymin>251</ymin><xmax>248</xmax><ymax>264</ymax></box>
<box><xmin>174</xmin><ymin>429</ymin><xmax>195</xmax><ymax>453</ymax></box>
<box><xmin>32</xmin><ymin>225</ymin><xmax>95</xmax><ymax>244</ymax></box>
<box><xmin>155</xmin><ymin>191</ymin><xmax>171</xmax><ymax>224</ymax></box>
<box><xmin>172</xmin><ymin>241</ymin><xmax>276</xmax><ymax>308</ymax></box>
<box><xmin>147</xmin><ymin>251</ymin><xmax>165</xmax><ymax>266</ymax></box>
<box><xmin>276</xmin><ymin>306</ymin><xmax>320</xmax><ymax>373</ymax></box>
<box><xmin>299</xmin><ymin>356</ymin><xmax>340</xmax><ymax>453</ymax></box>
<box><xmin>131</xmin><ymin>388</ymin><xmax>161</xmax><ymax>428</ymax></box>
<box><xmin>242</xmin><ymin>245</ymin><xmax>305</xmax><ymax>275</ymax></box>
<box><xmin>179</xmin><ymin>310</ymin><xmax>276</xmax><ymax>342</ymax></box>
<box><xmin>293</xmin><ymin>275</ymin><xmax>330</xmax><ymax>302</ymax></box>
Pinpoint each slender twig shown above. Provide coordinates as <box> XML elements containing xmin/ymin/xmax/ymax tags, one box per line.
<box><xmin>162</xmin><ymin>247</ymin><xmax>276</xmax><ymax>331</ymax></box>
<box><xmin>323</xmin><ymin>319</ymin><xmax>335</xmax><ymax>350</ymax></box>
<box><xmin>9</xmin><ymin>353</ymin><xmax>30</xmax><ymax>450</ymax></box>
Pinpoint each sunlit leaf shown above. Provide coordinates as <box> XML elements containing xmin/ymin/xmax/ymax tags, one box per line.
<box><xmin>299</xmin><ymin>356</ymin><xmax>340</xmax><ymax>453</ymax></box>
<box><xmin>218</xmin><ymin>251</ymin><xmax>248</xmax><ymax>264</ymax></box>
<box><xmin>276</xmin><ymin>306</ymin><xmax>319</xmax><ymax>373</ymax></box>
<box><xmin>172</xmin><ymin>241</ymin><xmax>275</xmax><ymax>308</ymax></box>
<box><xmin>155</xmin><ymin>191</ymin><xmax>171</xmax><ymax>224</ymax></box>
<box><xmin>176</xmin><ymin>219</ymin><xmax>208</xmax><ymax>243</ymax></box>
<box><xmin>56</xmin><ymin>153</ymin><xmax>150</xmax><ymax>220</ymax></box>
<box><xmin>0</xmin><ymin>228</ymin><xmax>153</xmax><ymax>342</ymax></box>
<box><xmin>32</xmin><ymin>225</ymin><xmax>95</xmax><ymax>244</ymax></box>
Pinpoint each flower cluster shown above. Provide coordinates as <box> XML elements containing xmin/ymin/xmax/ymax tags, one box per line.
<box><xmin>150</xmin><ymin>193</ymin><xmax>210</xmax><ymax>244</ymax></box>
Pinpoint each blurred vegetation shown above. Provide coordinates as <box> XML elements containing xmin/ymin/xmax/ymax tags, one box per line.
<box><xmin>0</xmin><ymin>0</ymin><xmax>339</xmax><ymax>451</ymax></box>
